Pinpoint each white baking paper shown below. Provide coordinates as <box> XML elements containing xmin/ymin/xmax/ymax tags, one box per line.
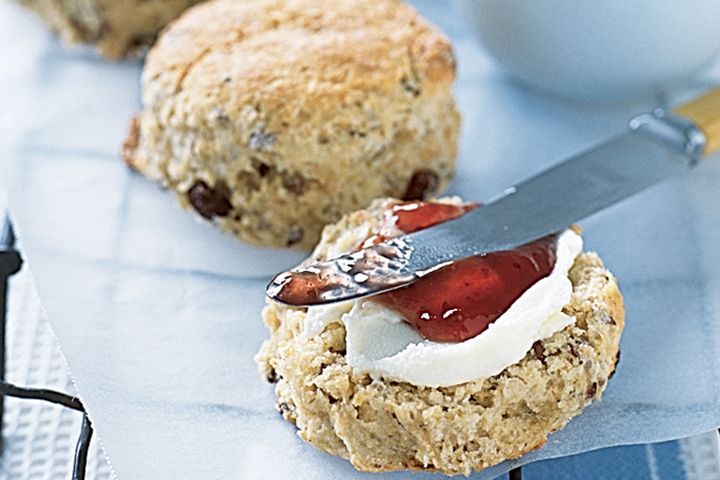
<box><xmin>1</xmin><ymin>1</ymin><xmax>719</xmax><ymax>478</ymax></box>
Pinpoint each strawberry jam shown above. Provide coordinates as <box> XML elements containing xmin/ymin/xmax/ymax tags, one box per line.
<box><xmin>371</xmin><ymin>201</ymin><xmax>558</xmax><ymax>342</ymax></box>
<box><xmin>390</xmin><ymin>201</ymin><xmax>474</xmax><ymax>233</ymax></box>
<box><xmin>271</xmin><ymin>200</ymin><xmax>558</xmax><ymax>343</ymax></box>
<box><xmin>375</xmin><ymin>237</ymin><xmax>556</xmax><ymax>342</ymax></box>
<box><xmin>357</xmin><ymin>201</ymin><xmax>474</xmax><ymax>249</ymax></box>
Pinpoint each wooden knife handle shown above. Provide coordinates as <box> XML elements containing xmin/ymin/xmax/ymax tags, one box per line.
<box><xmin>674</xmin><ymin>86</ymin><xmax>720</xmax><ymax>155</ymax></box>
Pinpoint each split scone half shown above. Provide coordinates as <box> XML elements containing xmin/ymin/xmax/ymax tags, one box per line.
<box><xmin>257</xmin><ymin>197</ymin><xmax>624</xmax><ymax>476</ymax></box>
<box><xmin>123</xmin><ymin>0</ymin><xmax>459</xmax><ymax>249</ymax></box>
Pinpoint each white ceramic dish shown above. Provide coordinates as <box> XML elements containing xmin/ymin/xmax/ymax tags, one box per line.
<box><xmin>456</xmin><ymin>0</ymin><xmax>720</xmax><ymax>101</ymax></box>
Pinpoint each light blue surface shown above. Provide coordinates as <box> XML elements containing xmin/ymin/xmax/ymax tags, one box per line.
<box><xmin>0</xmin><ymin>0</ymin><xmax>719</xmax><ymax>479</ymax></box>
<box><xmin>453</xmin><ymin>0</ymin><xmax>720</xmax><ymax>101</ymax></box>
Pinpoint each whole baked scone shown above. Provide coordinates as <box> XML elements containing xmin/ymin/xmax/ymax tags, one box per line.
<box><xmin>16</xmin><ymin>0</ymin><xmax>201</xmax><ymax>58</ymax></box>
<box><xmin>123</xmin><ymin>0</ymin><xmax>459</xmax><ymax>249</ymax></box>
<box><xmin>257</xmin><ymin>197</ymin><xmax>625</xmax><ymax>476</ymax></box>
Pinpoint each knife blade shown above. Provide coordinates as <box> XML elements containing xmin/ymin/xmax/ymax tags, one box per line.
<box><xmin>267</xmin><ymin>105</ymin><xmax>709</xmax><ymax>307</ymax></box>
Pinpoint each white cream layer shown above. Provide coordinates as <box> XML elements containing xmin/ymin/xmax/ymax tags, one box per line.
<box><xmin>302</xmin><ymin>229</ymin><xmax>583</xmax><ymax>387</ymax></box>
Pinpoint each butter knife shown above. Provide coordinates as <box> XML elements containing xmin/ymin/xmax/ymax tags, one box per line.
<box><xmin>267</xmin><ymin>87</ymin><xmax>720</xmax><ymax>306</ymax></box>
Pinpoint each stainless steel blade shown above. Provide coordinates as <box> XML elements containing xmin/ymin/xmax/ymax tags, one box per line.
<box><xmin>267</xmin><ymin>110</ymin><xmax>705</xmax><ymax>306</ymax></box>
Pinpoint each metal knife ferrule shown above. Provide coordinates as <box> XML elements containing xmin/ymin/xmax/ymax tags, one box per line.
<box><xmin>629</xmin><ymin>108</ymin><xmax>706</xmax><ymax>164</ymax></box>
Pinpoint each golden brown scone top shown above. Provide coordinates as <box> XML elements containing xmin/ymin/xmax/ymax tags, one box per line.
<box><xmin>143</xmin><ymin>0</ymin><xmax>456</xmax><ymax>116</ymax></box>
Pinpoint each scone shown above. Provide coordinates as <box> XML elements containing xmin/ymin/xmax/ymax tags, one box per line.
<box><xmin>257</xmin><ymin>197</ymin><xmax>625</xmax><ymax>476</ymax></box>
<box><xmin>123</xmin><ymin>0</ymin><xmax>459</xmax><ymax>249</ymax></box>
<box><xmin>16</xmin><ymin>0</ymin><xmax>201</xmax><ymax>58</ymax></box>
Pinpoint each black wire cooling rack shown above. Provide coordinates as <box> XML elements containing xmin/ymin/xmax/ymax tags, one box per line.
<box><xmin>0</xmin><ymin>215</ymin><xmax>93</xmax><ymax>480</ymax></box>
<box><xmin>0</xmin><ymin>213</ymin><xmax>523</xmax><ymax>480</ymax></box>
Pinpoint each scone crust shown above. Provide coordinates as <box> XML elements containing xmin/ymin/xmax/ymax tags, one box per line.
<box><xmin>124</xmin><ymin>0</ymin><xmax>459</xmax><ymax>249</ymax></box>
<box><xmin>17</xmin><ymin>0</ymin><xmax>201</xmax><ymax>58</ymax></box>
<box><xmin>256</xmin><ymin>199</ymin><xmax>625</xmax><ymax>476</ymax></box>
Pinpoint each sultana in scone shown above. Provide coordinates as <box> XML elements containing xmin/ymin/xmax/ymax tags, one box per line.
<box><xmin>257</xmin><ymin>197</ymin><xmax>624</xmax><ymax>476</ymax></box>
<box><xmin>123</xmin><ymin>0</ymin><xmax>459</xmax><ymax>249</ymax></box>
<box><xmin>16</xmin><ymin>0</ymin><xmax>202</xmax><ymax>58</ymax></box>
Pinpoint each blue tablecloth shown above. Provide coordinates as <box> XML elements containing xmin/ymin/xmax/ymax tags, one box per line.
<box><xmin>524</xmin><ymin>434</ymin><xmax>718</xmax><ymax>479</ymax></box>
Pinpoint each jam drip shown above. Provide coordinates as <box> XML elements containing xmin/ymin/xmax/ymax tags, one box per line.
<box><xmin>371</xmin><ymin>200</ymin><xmax>558</xmax><ymax>342</ymax></box>
<box><xmin>358</xmin><ymin>201</ymin><xmax>474</xmax><ymax>249</ymax></box>
<box><xmin>391</xmin><ymin>201</ymin><xmax>475</xmax><ymax>233</ymax></box>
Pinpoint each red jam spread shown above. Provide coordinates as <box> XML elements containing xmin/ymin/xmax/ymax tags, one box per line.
<box><xmin>272</xmin><ymin>200</ymin><xmax>559</xmax><ymax>343</ymax></box>
<box><xmin>358</xmin><ymin>202</ymin><xmax>474</xmax><ymax>249</ymax></box>
<box><xmin>372</xmin><ymin>201</ymin><xmax>558</xmax><ymax>342</ymax></box>
<box><xmin>390</xmin><ymin>201</ymin><xmax>474</xmax><ymax>233</ymax></box>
